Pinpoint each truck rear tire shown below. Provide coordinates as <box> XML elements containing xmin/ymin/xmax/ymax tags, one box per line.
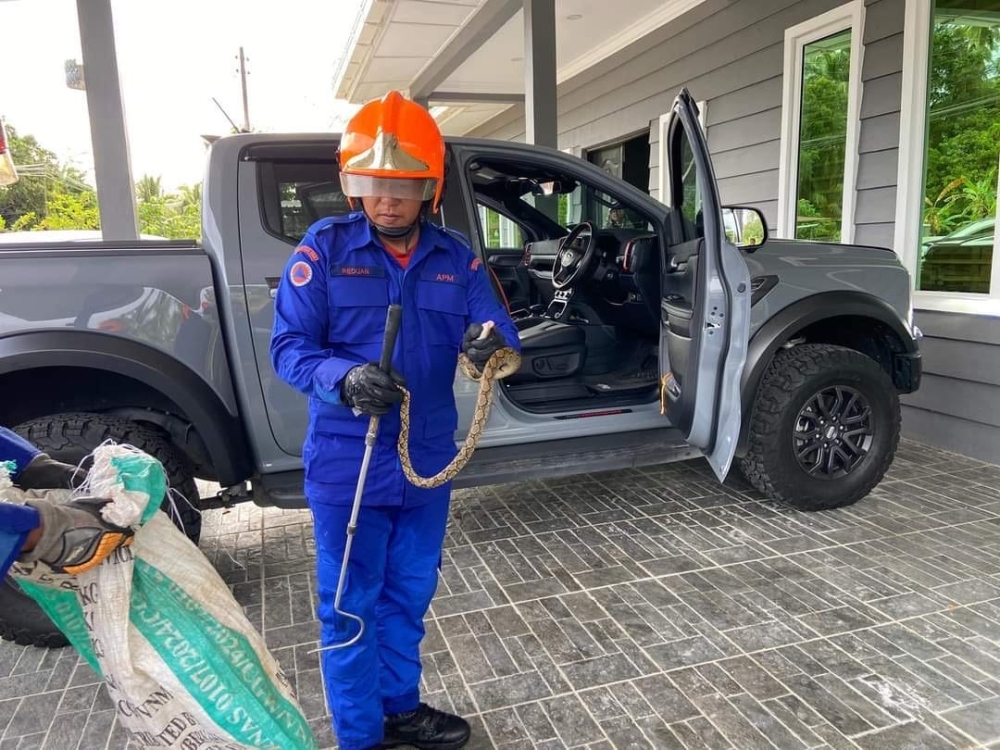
<box><xmin>0</xmin><ymin>412</ymin><xmax>202</xmax><ymax>648</ymax></box>
<box><xmin>739</xmin><ymin>344</ymin><xmax>900</xmax><ymax>512</ymax></box>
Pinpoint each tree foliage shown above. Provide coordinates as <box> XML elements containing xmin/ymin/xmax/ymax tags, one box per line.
<box><xmin>794</xmin><ymin>31</ymin><xmax>852</xmax><ymax>242</ymax></box>
<box><xmin>0</xmin><ymin>121</ymin><xmax>201</xmax><ymax>240</ymax></box>
<box><xmin>921</xmin><ymin>20</ymin><xmax>1000</xmax><ymax>238</ymax></box>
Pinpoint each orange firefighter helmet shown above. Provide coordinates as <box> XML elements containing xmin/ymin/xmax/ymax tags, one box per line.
<box><xmin>339</xmin><ymin>90</ymin><xmax>446</xmax><ymax>213</ymax></box>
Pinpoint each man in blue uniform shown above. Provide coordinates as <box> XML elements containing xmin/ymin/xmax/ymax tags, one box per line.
<box><xmin>0</xmin><ymin>426</ymin><xmax>135</xmax><ymax>578</ymax></box>
<box><xmin>270</xmin><ymin>91</ymin><xmax>519</xmax><ymax>750</ymax></box>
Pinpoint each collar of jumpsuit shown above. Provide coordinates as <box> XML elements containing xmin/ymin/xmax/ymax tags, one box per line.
<box><xmin>347</xmin><ymin>213</ymin><xmax>440</xmax><ymax>270</ymax></box>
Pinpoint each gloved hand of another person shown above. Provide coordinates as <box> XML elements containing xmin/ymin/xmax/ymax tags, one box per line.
<box><xmin>340</xmin><ymin>364</ymin><xmax>406</xmax><ymax>416</ymax></box>
<box><xmin>462</xmin><ymin>322</ymin><xmax>507</xmax><ymax>370</ymax></box>
<box><xmin>21</xmin><ymin>495</ymin><xmax>135</xmax><ymax>575</ymax></box>
<box><xmin>17</xmin><ymin>453</ymin><xmax>86</xmax><ymax>491</ymax></box>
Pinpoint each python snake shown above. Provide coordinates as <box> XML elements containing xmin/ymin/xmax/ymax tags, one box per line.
<box><xmin>396</xmin><ymin>323</ymin><xmax>522</xmax><ymax>489</ymax></box>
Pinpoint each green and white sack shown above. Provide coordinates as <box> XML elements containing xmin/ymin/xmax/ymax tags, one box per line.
<box><xmin>0</xmin><ymin>444</ymin><xmax>317</xmax><ymax>750</ymax></box>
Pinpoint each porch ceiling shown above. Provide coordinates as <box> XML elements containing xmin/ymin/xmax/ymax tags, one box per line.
<box><xmin>335</xmin><ymin>0</ymin><xmax>706</xmax><ymax>136</ymax></box>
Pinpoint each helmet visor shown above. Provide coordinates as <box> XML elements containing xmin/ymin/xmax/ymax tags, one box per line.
<box><xmin>340</xmin><ymin>174</ymin><xmax>437</xmax><ymax>202</ymax></box>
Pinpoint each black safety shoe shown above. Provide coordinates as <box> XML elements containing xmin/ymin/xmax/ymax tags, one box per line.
<box><xmin>383</xmin><ymin>703</ymin><xmax>471</xmax><ymax>749</ymax></box>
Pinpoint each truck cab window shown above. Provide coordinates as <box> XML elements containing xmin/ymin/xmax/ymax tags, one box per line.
<box><xmin>259</xmin><ymin>160</ymin><xmax>351</xmax><ymax>243</ymax></box>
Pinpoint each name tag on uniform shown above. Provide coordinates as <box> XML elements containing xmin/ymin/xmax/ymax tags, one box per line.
<box><xmin>329</xmin><ymin>264</ymin><xmax>386</xmax><ymax>277</ymax></box>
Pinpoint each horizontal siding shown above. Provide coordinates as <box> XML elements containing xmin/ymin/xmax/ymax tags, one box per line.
<box><xmin>904</xmin><ymin>374</ymin><xmax>1000</xmax><ymax>427</ymax></box>
<box><xmin>863</xmin><ymin>0</ymin><xmax>905</xmax><ymax>43</ymax></box>
<box><xmin>854</xmin><ymin>186</ymin><xmax>896</xmax><ymax>224</ymax></box>
<box><xmin>712</xmin><ymin>140</ymin><xmax>781</xmax><ymax>180</ymax></box>
<box><xmin>859</xmin><ymin>112</ymin><xmax>901</xmax><ymax>153</ymax></box>
<box><xmin>856</xmin><ymin>148</ymin><xmax>898</xmax><ymax>190</ymax></box>
<box><xmin>717</xmin><ymin>171</ymin><xmax>779</xmax><ymax>204</ymax></box>
<box><xmin>708</xmin><ymin>108</ymin><xmax>782</xmax><ymax>154</ymax></box>
<box><xmin>915</xmin><ymin>310</ymin><xmax>1000</xmax><ymax>347</ymax></box>
<box><xmin>901</xmin><ymin>310</ymin><xmax>1000</xmax><ymax>464</ymax></box>
<box><xmin>910</xmin><ymin>338</ymin><xmax>1000</xmax><ymax>388</ymax></box>
<box><xmin>705</xmin><ymin>77</ymin><xmax>783</xmax><ymax>126</ymax></box>
<box><xmin>861</xmin><ymin>33</ymin><xmax>903</xmax><ymax>80</ymax></box>
<box><xmin>854</xmin><ymin>0</ymin><xmax>903</xmax><ymax>251</ymax></box>
<box><xmin>859</xmin><ymin>72</ymin><xmax>903</xmax><ymax>119</ymax></box>
<box><xmin>901</xmin><ymin>407</ymin><xmax>1000</xmax><ymax>465</ymax></box>
<box><xmin>853</xmin><ymin>222</ymin><xmax>894</xmax><ymax>248</ymax></box>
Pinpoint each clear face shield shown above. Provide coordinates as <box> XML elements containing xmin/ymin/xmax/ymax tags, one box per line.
<box><xmin>339</xmin><ymin>174</ymin><xmax>437</xmax><ymax>203</ymax></box>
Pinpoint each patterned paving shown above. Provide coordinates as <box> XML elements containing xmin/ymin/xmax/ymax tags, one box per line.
<box><xmin>0</xmin><ymin>439</ymin><xmax>999</xmax><ymax>748</ymax></box>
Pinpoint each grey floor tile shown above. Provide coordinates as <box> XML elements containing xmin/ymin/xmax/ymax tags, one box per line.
<box><xmin>941</xmin><ymin>696</ymin><xmax>1000</xmax><ymax>745</ymax></box>
<box><xmin>853</xmin><ymin>721</ymin><xmax>957</xmax><ymax>750</ymax></box>
<box><xmin>541</xmin><ymin>695</ymin><xmax>604</xmax><ymax>747</ymax></box>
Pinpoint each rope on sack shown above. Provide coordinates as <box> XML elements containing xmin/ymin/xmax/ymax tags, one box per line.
<box><xmin>396</xmin><ymin>322</ymin><xmax>521</xmax><ymax>488</ymax></box>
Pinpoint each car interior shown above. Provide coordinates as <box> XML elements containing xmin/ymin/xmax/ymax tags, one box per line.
<box><xmin>467</xmin><ymin>156</ymin><xmax>665</xmax><ymax>414</ymax></box>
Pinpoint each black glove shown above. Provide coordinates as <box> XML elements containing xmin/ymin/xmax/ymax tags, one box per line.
<box><xmin>23</xmin><ymin>495</ymin><xmax>135</xmax><ymax>575</ymax></box>
<box><xmin>17</xmin><ymin>453</ymin><xmax>86</xmax><ymax>491</ymax></box>
<box><xmin>341</xmin><ymin>364</ymin><xmax>406</xmax><ymax>416</ymax></box>
<box><xmin>462</xmin><ymin>322</ymin><xmax>506</xmax><ymax>369</ymax></box>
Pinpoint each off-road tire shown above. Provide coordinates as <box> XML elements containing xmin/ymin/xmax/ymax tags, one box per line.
<box><xmin>740</xmin><ymin>344</ymin><xmax>900</xmax><ymax>511</ymax></box>
<box><xmin>0</xmin><ymin>412</ymin><xmax>201</xmax><ymax>648</ymax></box>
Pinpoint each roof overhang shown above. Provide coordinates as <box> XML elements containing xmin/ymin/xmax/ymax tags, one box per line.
<box><xmin>333</xmin><ymin>0</ymin><xmax>708</xmax><ymax>136</ymax></box>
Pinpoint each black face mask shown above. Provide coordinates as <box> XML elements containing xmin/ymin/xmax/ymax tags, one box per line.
<box><xmin>371</xmin><ymin>221</ymin><xmax>415</xmax><ymax>239</ymax></box>
<box><xmin>364</xmin><ymin>201</ymin><xmax>431</xmax><ymax>240</ymax></box>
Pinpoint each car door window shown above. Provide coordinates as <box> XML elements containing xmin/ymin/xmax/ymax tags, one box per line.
<box><xmin>673</xmin><ymin>124</ymin><xmax>704</xmax><ymax>242</ymax></box>
<box><xmin>477</xmin><ymin>204</ymin><xmax>525</xmax><ymax>249</ymax></box>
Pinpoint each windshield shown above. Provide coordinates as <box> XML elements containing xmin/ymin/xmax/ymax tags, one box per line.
<box><xmin>518</xmin><ymin>183</ymin><xmax>652</xmax><ymax>232</ymax></box>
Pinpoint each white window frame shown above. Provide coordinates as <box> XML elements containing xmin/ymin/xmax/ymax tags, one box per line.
<box><xmin>895</xmin><ymin>0</ymin><xmax>1000</xmax><ymax>316</ymax></box>
<box><xmin>657</xmin><ymin>99</ymin><xmax>707</xmax><ymax>206</ymax></box>
<box><xmin>776</xmin><ymin>1</ymin><xmax>865</xmax><ymax>243</ymax></box>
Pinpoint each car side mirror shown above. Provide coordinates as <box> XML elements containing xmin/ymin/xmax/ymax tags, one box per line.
<box><xmin>722</xmin><ymin>206</ymin><xmax>768</xmax><ymax>250</ymax></box>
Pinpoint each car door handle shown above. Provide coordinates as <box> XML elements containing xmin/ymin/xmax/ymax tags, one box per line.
<box><xmin>266</xmin><ymin>276</ymin><xmax>280</xmax><ymax>299</ymax></box>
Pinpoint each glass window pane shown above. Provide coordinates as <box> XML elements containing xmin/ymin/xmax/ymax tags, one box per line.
<box><xmin>477</xmin><ymin>205</ymin><xmax>523</xmax><ymax>249</ymax></box>
<box><xmin>918</xmin><ymin>1</ymin><xmax>999</xmax><ymax>294</ymax></box>
<box><xmin>794</xmin><ymin>28</ymin><xmax>852</xmax><ymax>242</ymax></box>
<box><xmin>674</xmin><ymin>126</ymin><xmax>702</xmax><ymax>242</ymax></box>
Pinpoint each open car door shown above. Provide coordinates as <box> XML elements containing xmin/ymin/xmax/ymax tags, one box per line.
<box><xmin>659</xmin><ymin>89</ymin><xmax>751</xmax><ymax>481</ymax></box>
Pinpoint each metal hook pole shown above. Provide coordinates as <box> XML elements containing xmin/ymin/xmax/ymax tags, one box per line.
<box><xmin>309</xmin><ymin>304</ymin><xmax>402</xmax><ymax>656</ymax></box>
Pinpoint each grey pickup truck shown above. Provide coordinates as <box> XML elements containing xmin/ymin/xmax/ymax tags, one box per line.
<box><xmin>0</xmin><ymin>90</ymin><xmax>921</xmax><ymax>647</ymax></box>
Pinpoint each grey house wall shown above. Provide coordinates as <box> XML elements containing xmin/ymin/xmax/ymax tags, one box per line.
<box><xmin>468</xmin><ymin>0</ymin><xmax>1000</xmax><ymax>465</ymax></box>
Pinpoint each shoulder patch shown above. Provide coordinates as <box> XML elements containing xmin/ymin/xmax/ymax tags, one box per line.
<box><xmin>470</xmin><ymin>257</ymin><xmax>482</xmax><ymax>272</ymax></box>
<box><xmin>295</xmin><ymin>245</ymin><xmax>320</xmax><ymax>262</ymax></box>
<box><xmin>289</xmin><ymin>260</ymin><xmax>313</xmax><ymax>287</ymax></box>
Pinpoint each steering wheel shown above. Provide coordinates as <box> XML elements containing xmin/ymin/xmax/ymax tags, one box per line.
<box><xmin>552</xmin><ymin>221</ymin><xmax>598</xmax><ymax>290</ymax></box>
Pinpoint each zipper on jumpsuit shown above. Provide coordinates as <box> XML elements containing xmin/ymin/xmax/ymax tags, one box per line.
<box><xmin>392</xmin><ymin>259</ymin><xmax>406</xmax><ymax>498</ymax></box>
<box><xmin>381</xmin><ymin>228</ymin><xmax>437</xmax><ymax>509</ymax></box>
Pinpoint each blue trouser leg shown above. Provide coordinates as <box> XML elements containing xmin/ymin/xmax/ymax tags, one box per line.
<box><xmin>311</xmin><ymin>501</ymin><xmax>391</xmax><ymax>750</ymax></box>
<box><xmin>377</xmin><ymin>497</ymin><xmax>451</xmax><ymax>715</ymax></box>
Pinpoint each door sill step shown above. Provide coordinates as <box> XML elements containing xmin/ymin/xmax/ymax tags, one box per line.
<box><xmin>252</xmin><ymin>427</ymin><xmax>698</xmax><ymax>508</ymax></box>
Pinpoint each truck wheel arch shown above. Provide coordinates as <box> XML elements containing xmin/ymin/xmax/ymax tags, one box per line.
<box><xmin>737</xmin><ymin>291</ymin><xmax>919</xmax><ymax>457</ymax></box>
<box><xmin>0</xmin><ymin>329</ymin><xmax>253</xmax><ymax>486</ymax></box>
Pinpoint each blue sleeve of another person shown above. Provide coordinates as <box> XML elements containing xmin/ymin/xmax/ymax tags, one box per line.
<box><xmin>0</xmin><ymin>427</ymin><xmax>43</xmax><ymax>578</ymax></box>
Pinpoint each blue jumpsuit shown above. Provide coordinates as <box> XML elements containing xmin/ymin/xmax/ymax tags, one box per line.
<box><xmin>0</xmin><ymin>427</ymin><xmax>44</xmax><ymax>578</ymax></box>
<box><xmin>269</xmin><ymin>213</ymin><xmax>518</xmax><ymax>750</ymax></box>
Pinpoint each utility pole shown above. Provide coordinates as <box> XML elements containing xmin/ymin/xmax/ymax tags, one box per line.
<box><xmin>238</xmin><ymin>46</ymin><xmax>250</xmax><ymax>132</ymax></box>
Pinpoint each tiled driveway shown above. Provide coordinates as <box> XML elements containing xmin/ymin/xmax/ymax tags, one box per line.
<box><xmin>1</xmin><ymin>439</ymin><xmax>1000</xmax><ymax>749</ymax></box>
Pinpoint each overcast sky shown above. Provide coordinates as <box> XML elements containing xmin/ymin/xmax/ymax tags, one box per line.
<box><xmin>1</xmin><ymin>0</ymin><xmax>365</xmax><ymax>190</ymax></box>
